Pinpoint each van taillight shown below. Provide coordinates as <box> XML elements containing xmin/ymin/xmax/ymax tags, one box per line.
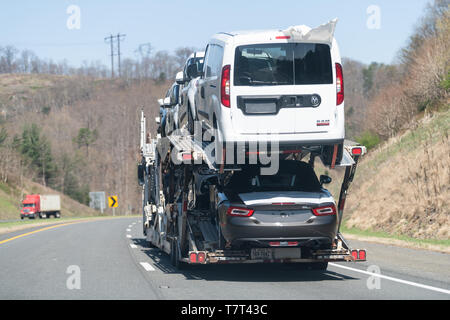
<box><xmin>312</xmin><ymin>204</ymin><xmax>337</xmax><ymax>216</ymax></box>
<box><xmin>221</xmin><ymin>65</ymin><xmax>231</xmax><ymax>107</ymax></box>
<box><xmin>335</xmin><ymin>63</ymin><xmax>344</xmax><ymax>105</ymax></box>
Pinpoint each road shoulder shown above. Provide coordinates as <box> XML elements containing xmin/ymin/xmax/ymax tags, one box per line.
<box><xmin>343</xmin><ymin>233</ymin><xmax>450</xmax><ymax>254</ymax></box>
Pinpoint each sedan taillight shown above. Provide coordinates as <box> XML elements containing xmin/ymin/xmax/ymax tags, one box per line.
<box><xmin>312</xmin><ymin>204</ymin><xmax>337</xmax><ymax>216</ymax></box>
<box><xmin>226</xmin><ymin>206</ymin><xmax>254</xmax><ymax>217</ymax></box>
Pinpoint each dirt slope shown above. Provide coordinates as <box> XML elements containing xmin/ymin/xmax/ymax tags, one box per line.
<box><xmin>345</xmin><ymin>108</ymin><xmax>449</xmax><ymax>240</ymax></box>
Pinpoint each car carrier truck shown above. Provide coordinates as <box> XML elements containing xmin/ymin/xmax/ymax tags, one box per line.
<box><xmin>20</xmin><ymin>194</ymin><xmax>61</xmax><ymax>219</ymax></box>
<box><xmin>137</xmin><ymin>110</ymin><xmax>367</xmax><ymax>270</ymax></box>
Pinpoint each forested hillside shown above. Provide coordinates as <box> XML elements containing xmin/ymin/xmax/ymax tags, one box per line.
<box><xmin>0</xmin><ymin>75</ymin><xmax>167</xmax><ymax>217</ymax></box>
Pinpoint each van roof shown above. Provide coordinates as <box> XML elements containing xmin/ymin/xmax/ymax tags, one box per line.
<box><xmin>213</xmin><ymin>19</ymin><xmax>338</xmax><ymax>46</ymax></box>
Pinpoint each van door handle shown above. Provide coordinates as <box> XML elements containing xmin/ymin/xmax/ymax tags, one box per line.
<box><xmin>209</xmin><ymin>84</ymin><xmax>216</xmax><ymax>88</ymax></box>
<box><xmin>201</xmin><ymin>86</ymin><xmax>205</xmax><ymax>99</ymax></box>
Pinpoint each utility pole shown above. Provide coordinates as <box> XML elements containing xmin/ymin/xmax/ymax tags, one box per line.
<box><xmin>116</xmin><ymin>33</ymin><xmax>126</xmax><ymax>77</ymax></box>
<box><xmin>104</xmin><ymin>33</ymin><xmax>126</xmax><ymax>78</ymax></box>
<box><xmin>104</xmin><ymin>34</ymin><xmax>115</xmax><ymax>78</ymax></box>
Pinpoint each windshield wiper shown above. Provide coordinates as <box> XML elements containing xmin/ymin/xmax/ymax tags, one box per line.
<box><xmin>249</xmin><ymin>80</ymin><xmax>289</xmax><ymax>85</ymax></box>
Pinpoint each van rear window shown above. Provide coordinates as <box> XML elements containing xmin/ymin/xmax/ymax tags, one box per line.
<box><xmin>234</xmin><ymin>43</ymin><xmax>332</xmax><ymax>86</ymax></box>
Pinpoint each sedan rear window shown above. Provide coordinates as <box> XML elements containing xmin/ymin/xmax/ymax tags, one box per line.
<box><xmin>234</xmin><ymin>43</ymin><xmax>332</xmax><ymax>86</ymax></box>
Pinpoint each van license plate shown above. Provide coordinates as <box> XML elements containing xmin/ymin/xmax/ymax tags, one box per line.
<box><xmin>245</xmin><ymin>102</ymin><xmax>277</xmax><ymax>114</ymax></box>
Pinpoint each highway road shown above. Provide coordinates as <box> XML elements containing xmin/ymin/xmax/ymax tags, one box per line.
<box><xmin>0</xmin><ymin>217</ymin><xmax>449</xmax><ymax>300</ymax></box>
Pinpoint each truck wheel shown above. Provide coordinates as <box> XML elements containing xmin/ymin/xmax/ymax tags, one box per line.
<box><xmin>171</xmin><ymin>239</ymin><xmax>186</xmax><ymax>270</ymax></box>
<box><xmin>21</xmin><ymin>217</ymin><xmax>24</xmax><ymax>220</ymax></box>
<box><xmin>170</xmin><ymin>239</ymin><xmax>177</xmax><ymax>266</ymax></box>
<box><xmin>55</xmin><ymin>212</ymin><xmax>61</xmax><ymax>218</ymax></box>
<box><xmin>40</xmin><ymin>213</ymin><xmax>47</xmax><ymax>219</ymax></box>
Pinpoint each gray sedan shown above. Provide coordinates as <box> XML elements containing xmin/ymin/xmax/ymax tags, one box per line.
<box><xmin>216</xmin><ymin>160</ymin><xmax>338</xmax><ymax>251</ymax></box>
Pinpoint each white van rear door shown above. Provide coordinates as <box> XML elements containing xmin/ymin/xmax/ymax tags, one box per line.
<box><xmin>231</xmin><ymin>42</ymin><xmax>335</xmax><ymax>136</ymax></box>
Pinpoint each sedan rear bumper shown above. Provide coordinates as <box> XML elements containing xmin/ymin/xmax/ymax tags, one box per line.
<box><xmin>221</xmin><ymin>215</ymin><xmax>338</xmax><ymax>248</ymax></box>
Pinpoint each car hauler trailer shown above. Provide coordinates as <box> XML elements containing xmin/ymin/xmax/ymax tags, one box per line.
<box><xmin>138</xmin><ymin>111</ymin><xmax>367</xmax><ymax>269</ymax></box>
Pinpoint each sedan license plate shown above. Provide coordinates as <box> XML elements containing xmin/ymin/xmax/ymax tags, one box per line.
<box><xmin>251</xmin><ymin>248</ymin><xmax>273</xmax><ymax>260</ymax></box>
<box><xmin>251</xmin><ymin>248</ymin><xmax>301</xmax><ymax>260</ymax></box>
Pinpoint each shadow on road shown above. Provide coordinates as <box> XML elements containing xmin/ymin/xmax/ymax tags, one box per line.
<box><xmin>132</xmin><ymin>238</ymin><xmax>359</xmax><ymax>283</ymax></box>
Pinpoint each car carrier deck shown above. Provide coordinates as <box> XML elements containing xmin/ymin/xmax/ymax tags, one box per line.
<box><xmin>138</xmin><ymin>110</ymin><xmax>367</xmax><ymax>269</ymax></box>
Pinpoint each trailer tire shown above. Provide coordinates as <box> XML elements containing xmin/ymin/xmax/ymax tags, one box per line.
<box><xmin>170</xmin><ymin>239</ymin><xmax>177</xmax><ymax>266</ymax></box>
<box><xmin>55</xmin><ymin>212</ymin><xmax>60</xmax><ymax>218</ymax></box>
<box><xmin>171</xmin><ymin>239</ymin><xmax>186</xmax><ymax>270</ymax></box>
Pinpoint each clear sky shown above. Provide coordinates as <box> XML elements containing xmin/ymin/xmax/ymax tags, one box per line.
<box><xmin>0</xmin><ymin>0</ymin><xmax>431</xmax><ymax>68</ymax></box>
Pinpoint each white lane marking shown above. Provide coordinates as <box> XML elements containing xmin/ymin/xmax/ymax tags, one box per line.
<box><xmin>140</xmin><ymin>262</ymin><xmax>155</xmax><ymax>272</ymax></box>
<box><xmin>126</xmin><ymin>228</ymin><xmax>131</xmax><ymax>232</ymax></box>
<box><xmin>126</xmin><ymin>235</ymin><xmax>132</xmax><ymax>238</ymax></box>
<box><xmin>329</xmin><ymin>263</ymin><xmax>450</xmax><ymax>295</ymax></box>
<box><xmin>130</xmin><ymin>244</ymin><xmax>137</xmax><ymax>249</ymax></box>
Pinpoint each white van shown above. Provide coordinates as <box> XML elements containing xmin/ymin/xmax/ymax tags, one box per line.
<box><xmin>196</xmin><ymin>19</ymin><xmax>345</xmax><ymax>164</ymax></box>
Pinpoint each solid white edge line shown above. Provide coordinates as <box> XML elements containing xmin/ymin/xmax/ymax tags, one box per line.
<box><xmin>329</xmin><ymin>263</ymin><xmax>450</xmax><ymax>295</ymax></box>
<box><xmin>140</xmin><ymin>262</ymin><xmax>155</xmax><ymax>271</ymax></box>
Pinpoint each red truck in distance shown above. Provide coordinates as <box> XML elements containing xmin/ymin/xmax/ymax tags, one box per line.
<box><xmin>20</xmin><ymin>194</ymin><xmax>61</xmax><ymax>219</ymax></box>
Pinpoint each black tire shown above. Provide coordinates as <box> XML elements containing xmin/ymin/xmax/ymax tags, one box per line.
<box><xmin>172</xmin><ymin>239</ymin><xmax>186</xmax><ymax>270</ymax></box>
<box><xmin>170</xmin><ymin>239</ymin><xmax>177</xmax><ymax>266</ymax></box>
<box><xmin>21</xmin><ymin>217</ymin><xmax>24</xmax><ymax>220</ymax></box>
<box><xmin>55</xmin><ymin>212</ymin><xmax>60</xmax><ymax>218</ymax></box>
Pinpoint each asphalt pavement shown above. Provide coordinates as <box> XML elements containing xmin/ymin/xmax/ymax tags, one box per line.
<box><xmin>0</xmin><ymin>217</ymin><xmax>449</xmax><ymax>300</ymax></box>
